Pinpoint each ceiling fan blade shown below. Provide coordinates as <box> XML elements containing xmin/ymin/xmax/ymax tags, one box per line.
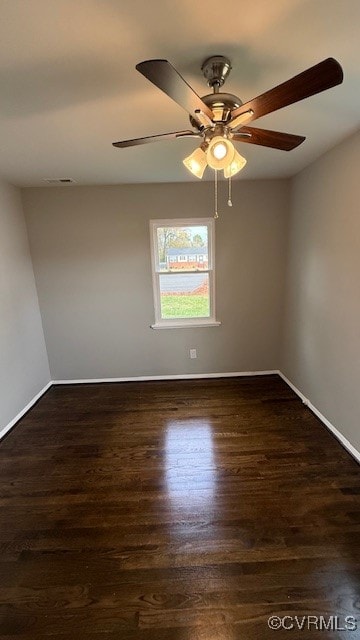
<box><xmin>136</xmin><ymin>59</ymin><xmax>214</xmax><ymax>121</ymax></box>
<box><xmin>112</xmin><ymin>130</ymin><xmax>200</xmax><ymax>148</ymax></box>
<box><xmin>230</xmin><ymin>58</ymin><xmax>343</xmax><ymax>123</ymax></box>
<box><xmin>233</xmin><ymin>127</ymin><xmax>305</xmax><ymax>151</ymax></box>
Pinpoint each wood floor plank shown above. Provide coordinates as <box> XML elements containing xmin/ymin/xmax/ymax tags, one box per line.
<box><xmin>1</xmin><ymin>375</ymin><xmax>360</xmax><ymax>637</ymax></box>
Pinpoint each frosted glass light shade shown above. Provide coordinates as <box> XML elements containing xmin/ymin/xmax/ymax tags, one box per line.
<box><xmin>223</xmin><ymin>149</ymin><xmax>247</xmax><ymax>178</ymax></box>
<box><xmin>183</xmin><ymin>147</ymin><xmax>208</xmax><ymax>179</ymax></box>
<box><xmin>206</xmin><ymin>136</ymin><xmax>235</xmax><ymax>170</ymax></box>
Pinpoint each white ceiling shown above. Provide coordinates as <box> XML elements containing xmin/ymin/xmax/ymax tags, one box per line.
<box><xmin>0</xmin><ymin>0</ymin><xmax>359</xmax><ymax>186</ymax></box>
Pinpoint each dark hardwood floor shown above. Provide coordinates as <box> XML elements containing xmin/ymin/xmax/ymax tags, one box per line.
<box><xmin>1</xmin><ymin>375</ymin><xmax>360</xmax><ymax>639</ymax></box>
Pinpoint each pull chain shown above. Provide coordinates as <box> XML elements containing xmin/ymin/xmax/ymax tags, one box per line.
<box><xmin>214</xmin><ymin>170</ymin><xmax>219</xmax><ymax>219</ymax></box>
<box><xmin>227</xmin><ymin>174</ymin><xmax>233</xmax><ymax>207</ymax></box>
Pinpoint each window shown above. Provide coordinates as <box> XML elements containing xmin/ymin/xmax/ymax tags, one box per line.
<box><xmin>150</xmin><ymin>218</ymin><xmax>220</xmax><ymax>329</ymax></box>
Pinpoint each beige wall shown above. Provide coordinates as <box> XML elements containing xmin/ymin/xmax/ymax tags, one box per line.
<box><xmin>0</xmin><ymin>180</ymin><xmax>50</xmax><ymax>436</ymax></box>
<box><xmin>23</xmin><ymin>180</ymin><xmax>289</xmax><ymax>380</ymax></box>
<box><xmin>282</xmin><ymin>130</ymin><xmax>360</xmax><ymax>451</ymax></box>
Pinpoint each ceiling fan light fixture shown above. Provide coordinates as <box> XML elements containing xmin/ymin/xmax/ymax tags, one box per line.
<box><xmin>182</xmin><ymin>146</ymin><xmax>208</xmax><ymax>179</ymax></box>
<box><xmin>206</xmin><ymin>136</ymin><xmax>235</xmax><ymax>170</ymax></box>
<box><xmin>224</xmin><ymin>149</ymin><xmax>247</xmax><ymax>178</ymax></box>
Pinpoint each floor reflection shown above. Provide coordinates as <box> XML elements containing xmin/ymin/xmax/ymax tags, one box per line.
<box><xmin>164</xmin><ymin>419</ymin><xmax>216</xmax><ymax>515</ymax></box>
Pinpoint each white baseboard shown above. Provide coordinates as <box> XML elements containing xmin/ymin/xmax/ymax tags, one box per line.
<box><xmin>0</xmin><ymin>381</ymin><xmax>52</xmax><ymax>441</ymax></box>
<box><xmin>279</xmin><ymin>371</ymin><xmax>360</xmax><ymax>465</ymax></box>
<box><xmin>3</xmin><ymin>373</ymin><xmax>359</xmax><ymax>467</ymax></box>
<box><xmin>52</xmin><ymin>370</ymin><xmax>278</xmax><ymax>385</ymax></box>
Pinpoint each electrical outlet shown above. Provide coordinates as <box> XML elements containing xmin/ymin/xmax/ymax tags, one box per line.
<box><xmin>190</xmin><ymin>349</ymin><xmax>197</xmax><ymax>359</ymax></box>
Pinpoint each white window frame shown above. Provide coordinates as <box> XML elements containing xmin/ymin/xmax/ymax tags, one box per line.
<box><xmin>150</xmin><ymin>218</ymin><xmax>220</xmax><ymax>329</ymax></box>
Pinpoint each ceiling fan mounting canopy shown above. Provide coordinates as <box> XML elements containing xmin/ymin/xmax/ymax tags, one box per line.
<box><xmin>201</xmin><ymin>55</ymin><xmax>232</xmax><ymax>89</ymax></box>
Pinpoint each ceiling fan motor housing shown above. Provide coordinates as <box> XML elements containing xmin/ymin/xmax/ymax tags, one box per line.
<box><xmin>189</xmin><ymin>93</ymin><xmax>243</xmax><ymax>130</ymax></box>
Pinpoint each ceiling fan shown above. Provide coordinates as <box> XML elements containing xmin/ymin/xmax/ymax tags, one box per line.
<box><xmin>113</xmin><ymin>55</ymin><xmax>343</xmax><ymax>180</ymax></box>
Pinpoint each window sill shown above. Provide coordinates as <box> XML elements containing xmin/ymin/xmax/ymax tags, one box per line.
<box><xmin>151</xmin><ymin>320</ymin><xmax>221</xmax><ymax>330</ymax></box>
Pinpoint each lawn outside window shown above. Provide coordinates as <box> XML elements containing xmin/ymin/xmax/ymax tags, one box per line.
<box><xmin>150</xmin><ymin>218</ymin><xmax>220</xmax><ymax>329</ymax></box>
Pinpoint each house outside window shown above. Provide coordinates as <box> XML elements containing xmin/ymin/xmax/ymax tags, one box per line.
<box><xmin>149</xmin><ymin>218</ymin><xmax>220</xmax><ymax>329</ymax></box>
<box><xmin>166</xmin><ymin>247</ymin><xmax>208</xmax><ymax>269</ymax></box>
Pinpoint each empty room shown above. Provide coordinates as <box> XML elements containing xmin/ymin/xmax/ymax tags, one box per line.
<box><xmin>1</xmin><ymin>1</ymin><xmax>360</xmax><ymax>638</ymax></box>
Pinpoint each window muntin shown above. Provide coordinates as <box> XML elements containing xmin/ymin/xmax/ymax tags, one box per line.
<box><xmin>150</xmin><ymin>219</ymin><xmax>217</xmax><ymax>328</ymax></box>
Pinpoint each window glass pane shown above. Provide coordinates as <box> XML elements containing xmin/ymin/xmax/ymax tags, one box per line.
<box><xmin>156</xmin><ymin>225</ymin><xmax>208</xmax><ymax>272</ymax></box>
<box><xmin>159</xmin><ymin>273</ymin><xmax>210</xmax><ymax>319</ymax></box>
